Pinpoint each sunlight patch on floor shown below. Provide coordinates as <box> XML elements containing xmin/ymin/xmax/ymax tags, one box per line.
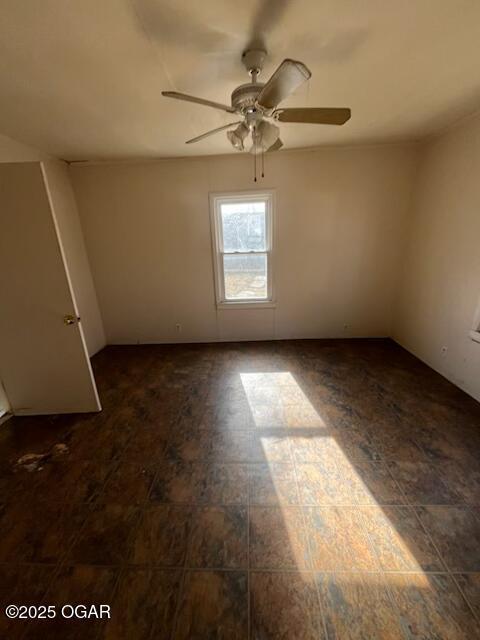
<box><xmin>240</xmin><ymin>371</ymin><xmax>326</xmax><ymax>428</ymax></box>
<box><xmin>241</xmin><ymin>371</ymin><xmax>426</xmax><ymax>577</ymax></box>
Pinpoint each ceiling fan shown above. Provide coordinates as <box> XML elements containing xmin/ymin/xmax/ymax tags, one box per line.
<box><xmin>162</xmin><ymin>49</ymin><xmax>351</xmax><ymax>156</ymax></box>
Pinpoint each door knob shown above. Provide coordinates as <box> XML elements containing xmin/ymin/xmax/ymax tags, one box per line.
<box><xmin>63</xmin><ymin>315</ymin><xmax>80</xmax><ymax>325</ymax></box>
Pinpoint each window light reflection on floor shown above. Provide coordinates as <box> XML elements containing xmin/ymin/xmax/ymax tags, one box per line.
<box><xmin>240</xmin><ymin>371</ymin><xmax>326</xmax><ymax>429</ymax></box>
<box><xmin>240</xmin><ymin>371</ymin><xmax>425</xmax><ymax>577</ymax></box>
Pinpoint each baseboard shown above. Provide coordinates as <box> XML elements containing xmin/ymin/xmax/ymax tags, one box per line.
<box><xmin>391</xmin><ymin>336</ymin><xmax>480</xmax><ymax>404</ymax></box>
<box><xmin>12</xmin><ymin>407</ymin><xmax>102</xmax><ymax>416</ymax></box>
<box><xmin>102</xmin><ymin>335</ymin><xmax>391</xmax><ymax>347</ymax></box>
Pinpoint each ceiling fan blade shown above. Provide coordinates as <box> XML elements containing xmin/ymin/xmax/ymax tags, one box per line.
<box><xmin>162</xmin><ymin>91</ymin><xmax>236</xmax><ymax>113</ymax></box>
<box><xmin>246</xmin><ymin>0</ymin><xmax>290</xmax><ymax>51</ymax></box>
<box><xmin>275</xmin><ymin>107</ymin><xmax>351</xmax><ymax>125</ymax></box>
<box><xmin>186</xmin><ymin>121</ymin><xmax>242</xmax><ymax>144</ymax></box>
<box><xmin>256</xmin><ymin>59</ymin><xmax>311</xmax><ymax>110</ymax></box>
<box><xmin>268</xmin><ymin>138</ymin><xmax>283</xmax><ymax>152</ymax></box>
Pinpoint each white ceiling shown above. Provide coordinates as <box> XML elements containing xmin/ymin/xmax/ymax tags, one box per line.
<box><xmin>0</xmin><ymin>0</ymin><xmax>479</xmax><ymax>160</ymax></box>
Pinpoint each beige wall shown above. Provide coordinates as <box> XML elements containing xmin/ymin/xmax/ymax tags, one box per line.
<box><xmin>43</xmin><ymin>161</ymin><xmax>106</xmax><ymax>355</ymax></box>
<box><xmin>71</xmin><ymin>144</ymin><xmax>418</xmax><ymax>345</ymax></box>
<box><xmin>394</xmin><ymin>111</ymin><xmax>480</xmax><ymax>402</ymax></box>
<box><xmin>0</xmin><ymin>132</ymin><xmax>50</xmax><ymax>162</ymax></box>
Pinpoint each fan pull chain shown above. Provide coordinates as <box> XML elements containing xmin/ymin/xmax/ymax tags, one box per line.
<box><xmin>253</xmin><ymin>127</ymin><xmax>257</xmax><ymax>182</ymax></box>
<box><xmin>261</xmin><ymin>148</ymin><xmax>265</xmax><ymax>178</ymax></box>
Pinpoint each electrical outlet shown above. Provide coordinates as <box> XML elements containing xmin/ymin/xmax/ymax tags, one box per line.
<box><xmin>441</xmin><ymin>346</ymin><xmax>448</xmax><ymax>356</ymax></box>
<box><xmin>175</xmin><ymin>323</ymin><xmax>182</xmax><ymax>333</ymax></box>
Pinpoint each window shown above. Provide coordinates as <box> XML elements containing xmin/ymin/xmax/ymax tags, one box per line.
<box><xmin>210</xmin><ymin>191</ymin><xmax>274</xmax><ymax>306</ymax></box>
<box><xmin>470</xmin><ymin>301</ymin><xmax>480</xmax><ymax>342</ymax></box>
<box><xmin>471</xmin><ymin>300</ymin><xmax>480</xmax><ymax>343</ymax></box>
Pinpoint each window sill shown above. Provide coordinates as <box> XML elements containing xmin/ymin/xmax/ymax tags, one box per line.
<box><xmin>470</xmin><ymin>330</ymin><xmax>480</xmax><ymax>343</ymax></box>
<box><xmin>216</xmin><ymin>301</ymin><xmax>277</xmax><ymax>310</ymax></box>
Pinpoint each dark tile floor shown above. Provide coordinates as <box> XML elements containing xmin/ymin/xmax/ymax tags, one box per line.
<box><xmin>1</xmin><ymin>338</ymin><xmax>480</xmax><ymax>638</ymax></box>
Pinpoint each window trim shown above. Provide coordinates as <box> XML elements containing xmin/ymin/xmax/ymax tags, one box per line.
<box><xmin>209</xmin><ymin>190</ymin><xmax>276</xmax><ymax>308</ymax></box>
<box><xmin>470</xmin><ymin>330</ymin><xmax>480</xmax><ymax>344</ymax></box>
<box><xmin>470</xmin><ymin>298</ymin><xmax>480</xmax><ymax>343</ymax></box>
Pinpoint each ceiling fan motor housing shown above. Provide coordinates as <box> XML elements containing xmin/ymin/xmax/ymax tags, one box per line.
<box><xmin>231</xmin><ymin>82</ymin><xmax>265</xmax><ymax>114</ymax></box>
<box><xmin>242</xmin><ymin>49</ymin><xmax>267</xmax><ymax>75</ymax></box>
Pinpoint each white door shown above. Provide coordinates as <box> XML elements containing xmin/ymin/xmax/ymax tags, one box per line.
<box><xmin>0</xmin><ymin>162</ymin><xmax>101</xmax><ymax>415</ymax></box>
<box><xmin>0</xmin><ymin>378</ymin><xmax>9</xmax><ymax>417</ymax></box>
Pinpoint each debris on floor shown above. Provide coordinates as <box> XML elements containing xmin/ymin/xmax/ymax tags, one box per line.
<box><xmin>14</xmin><ymin>442</ymin><xmax>69</xmax><ymax>472</ymax></box>
<box><xmin>15</xmin><ymin>453</ymin><xmax>46</xmax><ymax>472</ymax></box>
<box><xmin>51</xmin><ymin>443</ymin><xmax>69</xmax><ymax>458</ymax></box>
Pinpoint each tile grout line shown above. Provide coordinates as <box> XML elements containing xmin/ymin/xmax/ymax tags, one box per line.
<box><xmin>356</xmin><ymin>500</ymin><xmax>410</xmax><ymax>635</ymax></box>
<box><xmin>410</xmin><ymin>503</ymin><xmax>480</xmax><ymax>624</ymax></box>
<box><xmin>374</xmin><ymin>454</ymin><xmax>433</xmax><ymax>630</ymax></box>
<box><xmin>6</xmin><ymin>345</ymin><xmax>480</xmax><ymax>638</ymax></box>
<box><xmin>10</xmin><ymin>496</ymin><xmax>478</xmax><ymax>509</ymax></box>
<box><xmin>290</xmin><ymin>441</ymin><xmax>331</xmax><ymax>640</ymax></box>
<box><xmin>385</xmin><ymin>457</ymin><xmax>480</xmax><ymax>628</ymax></box>
<box><xmin>7</xmin><ymin>559</ymin><xmax>476</xmax><ymax>575</ymax></box>
<box><xmin>450</xmin><ymin>571</ymin><xmax>480</xmax><ymax>625</ymax></box>
<box><xmin>103</xmin><ymin>359</ymin><xmax>196</xmax><ymax>640</ymax></box>
<box><xmin>157</xmin><ymin>380</ymin><xmax>205</xmax><ymax>640</ymax></box>
<box><xmin>141</xmin><ymin>389</ymin><xmax>191</xmax><ymax>509</ymax></box>
<box><xmin>94</xmin><ymin>566</ymin><xmax>124</xmax><ymax>640</ymax></box>
<box><xmin>247</xmin><ymin>427</ymin><xmax>251</xmax><ymax>640</ymax></box>
<box><xmin>169</xmin><ymin>502</ymin><xmax>196</xmax><ymax>640</ymax></box>
<box><xmin>125</xmin><ymin>498</ymin><xmax>480</xmax><ymax>508</ymax></box>
<box><xmin>31</xmin><ymin>454</ymin><xmax>126</xmax><ymax>630</ymax></box>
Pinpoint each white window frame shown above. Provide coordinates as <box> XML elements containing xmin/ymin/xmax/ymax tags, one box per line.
<box><xmin>470</xmin><ymin>296</ymin><xmax>480</xmax><ymax>343</ymax></box>
<box><xmin>209</xmin><ymin>190</ymin><xmax>276</xmax><ymax>309</ymax></box>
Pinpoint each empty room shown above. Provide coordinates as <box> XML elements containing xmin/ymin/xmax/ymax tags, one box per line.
<box><xmin>1</xmin><ymin>1</ymin><xmax>480</xmax><ymax>638</ymax></box>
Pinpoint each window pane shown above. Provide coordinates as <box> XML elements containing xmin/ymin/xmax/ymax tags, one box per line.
<box><xmin>220</xmin><ymin>201</ymin><xmax>266</xmax><ymax>252</ymax></box>
<box><xmin>223</xmin><ymin>253</ymin><xmax>267</xmax><ymax>300</ymax></box>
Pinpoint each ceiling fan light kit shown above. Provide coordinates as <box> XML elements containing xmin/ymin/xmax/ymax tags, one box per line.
<box><xmin>227</xmin><ymin>122</ymin><xmax>249</xmax><ymax>151</ymax></box>
<box><xmin>162</xmin><ymin>48</ymin><xmax>351</xmax><ymax>180</ymax></box>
